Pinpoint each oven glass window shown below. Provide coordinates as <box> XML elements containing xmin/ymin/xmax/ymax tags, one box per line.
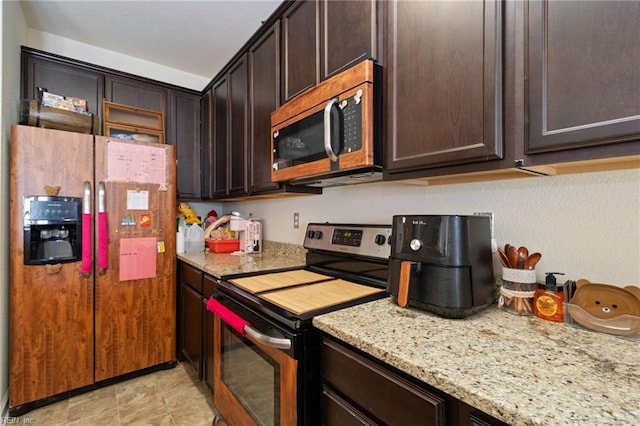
<box><xmin>221</xmin><ymin>324</ymin><xmax>280</xmax><ymax>425</ymax></box>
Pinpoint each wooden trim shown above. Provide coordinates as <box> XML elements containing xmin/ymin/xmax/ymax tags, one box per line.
<box><xmin>272</xmin><ymin>59</ymin><xmax>374</xmax><ymax>126</ymax></box>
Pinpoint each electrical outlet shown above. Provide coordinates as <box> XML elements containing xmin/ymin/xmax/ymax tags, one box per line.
<box><xmin>293</xmin><ymin>212</ymin><xmax>300</xmax><ymax>229</ymax></box>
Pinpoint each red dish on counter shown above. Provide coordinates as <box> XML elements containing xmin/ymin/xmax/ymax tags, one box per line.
<box><xmin>206</xmin><ymin>238</ymin><xmax>240</xmax><ymax>253</ymax></box>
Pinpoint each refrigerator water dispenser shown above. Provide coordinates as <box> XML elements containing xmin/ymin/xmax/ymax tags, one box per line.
<box><xmin>23</xmin><ymin>195</ymin><xmax>82</xmax><ymax>265</ymax></box>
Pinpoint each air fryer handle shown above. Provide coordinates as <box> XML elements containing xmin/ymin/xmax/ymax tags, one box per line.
<box><xmin>398</xmin><ymin>260</ymin><xmax>416</xmax><ymax>308</ymax></box>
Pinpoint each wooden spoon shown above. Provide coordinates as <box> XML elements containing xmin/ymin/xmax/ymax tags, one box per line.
<box><xmin>506</xmin><ymin>246</ymin><xmax>519</xmax><ymax>270</ymax></box>
<box><xmin>525</xmin><ymin>252</ymin><xmax>542</xmax><ymax>270</ymax></box>
<box><xmin>517</xmin><ymin>246</ymin><xmax>529</xmax><ymax>269</ymax></box>
<box><xmin>497</xmin><ymin>247</ymin><xmax>511</xmax><ymax>268</ymax></box>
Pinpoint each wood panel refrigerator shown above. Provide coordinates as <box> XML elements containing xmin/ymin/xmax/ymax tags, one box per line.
<box><xmin>9</xmin><ymin>124</ymin><xmax>176</xmax><ymax>414</ymax></box>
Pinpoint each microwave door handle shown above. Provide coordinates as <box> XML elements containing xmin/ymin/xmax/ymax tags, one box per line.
<box><xmin>323</xmin><ymin>97</ymin><xmax>339</xmax><ymax>162</ymax></box>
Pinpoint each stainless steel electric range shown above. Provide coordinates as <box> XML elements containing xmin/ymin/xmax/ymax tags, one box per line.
<box><xmin>207</xmin><ymin>223</ymin><xmax>392</xmax><ymax>426</ymax></box>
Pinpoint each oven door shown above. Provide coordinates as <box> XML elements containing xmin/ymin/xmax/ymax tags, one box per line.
<box><xmin>208</xmin><ymin>297</ymin><xmax>298</xmax><ymax>426</ymax></box>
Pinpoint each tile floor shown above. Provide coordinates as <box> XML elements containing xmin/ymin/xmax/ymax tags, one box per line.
<box><xmin>11</xmin><ymin>363</ymin><xmax>218</xmax><ymax>426</ymax></box>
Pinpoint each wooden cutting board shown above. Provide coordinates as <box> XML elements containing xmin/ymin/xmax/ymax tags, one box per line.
<box><xmin>229</xmin><ymin>270</ymin><xmax>332</xmax><ymax>294</ymax></box>
<box><xmin>259</xmin><ymin>280</ymin><xmax>385</xmax><ymax>314</ymax></box>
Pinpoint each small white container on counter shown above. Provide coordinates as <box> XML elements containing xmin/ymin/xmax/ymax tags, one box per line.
<box><xmin>184</xmin><ymin>224</ymin><xmax>204</xmax><ymax>253</ymax></box>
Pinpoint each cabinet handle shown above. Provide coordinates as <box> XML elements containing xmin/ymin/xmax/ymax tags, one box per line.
<box><xmin>323</xmin><ymin>97</ymin><xmax>339</xmax><ymax>162</ymax></box>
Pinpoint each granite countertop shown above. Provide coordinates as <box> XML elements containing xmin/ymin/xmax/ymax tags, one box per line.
<box><xmin>177</xmin><ymin>240</ymin><xmax>307</xmax><ymax>278</ymax></box>
<box><xmin>313</xmin><ymin>298</ymin><xmax>640</xmax><ymax>426</ymax></box>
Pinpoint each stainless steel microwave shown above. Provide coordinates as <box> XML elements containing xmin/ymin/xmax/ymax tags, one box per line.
<box><xmin>270</xmin><ymin>60</ymin><xmax>382</xmax><ymax>187</ymax></box>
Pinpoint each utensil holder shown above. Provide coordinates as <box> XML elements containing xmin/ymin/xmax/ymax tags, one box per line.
<box><xmin>499</xmin><ymin>268</ymin><xmax>537</xmax><ymax>315</ymax></box>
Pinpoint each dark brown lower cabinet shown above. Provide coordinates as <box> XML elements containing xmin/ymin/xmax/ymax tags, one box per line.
<box><xmin>321</xmin><ymin>335</ymin><xmax>508</xmax><ymax>426</ymax></box>
<box><xmin>202</xmin><ymin>275</ymin><xmax>217</xmax><ymax>390</ymax></box>
<box><xmin>178</xmin><ymin>261</ymin><xmax>217</xmax><ymax>393</ymax></box>
<box><xmin>179</xmin><ymin>264</ymin><xmax>204</xmax><ymax>376</ymax></box>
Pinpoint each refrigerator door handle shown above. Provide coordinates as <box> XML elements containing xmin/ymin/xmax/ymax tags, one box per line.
<box><xmin>98</xmin><ymin>181</ymin><xmax>108</xmax><ymax>275</ymax></box>
<box><xmin>81</xmin><ymin>181</ymin><xmax>92</xmax><ymax>277</ymax></box>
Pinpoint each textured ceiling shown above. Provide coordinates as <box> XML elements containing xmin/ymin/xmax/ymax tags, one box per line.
<box><xmin>20</xmin><ymin>0</ymin><xmax>283</xmax><ymax>79</ymax></box>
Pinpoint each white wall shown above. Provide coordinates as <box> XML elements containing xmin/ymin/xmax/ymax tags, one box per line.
<box><xmin>1</xmin><ymin>0</ymin><xmax>28</xmax><ymax>416</ymax></box>
<box><xmin>223</xmin><ymin>169</ymin><xmax>640</xmax><ymax>286</ymax></box>
<box><xmin>26</xmin><ymin>29</ymin><xmax>209</xmax><ymax>91</ymax></box>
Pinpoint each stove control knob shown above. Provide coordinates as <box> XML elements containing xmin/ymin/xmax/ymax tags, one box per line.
<box><xmin>307</xmin><ymin>230</ymin><xmax>315</xmax><ymax>239</ymax></box>
<box><xmin>410</xmin><ymin>239</ymin><xmax>422</xmax><ymax>251</ymax></box>
<box><xmin>314</xmin><ymin>231</ymin><xmax>323</xmax><ymax>239</ymax></box>
<box><xmin>374</xmin><ymin>234</ymin><xmax>386</xmax><ymax>245</ymax></box>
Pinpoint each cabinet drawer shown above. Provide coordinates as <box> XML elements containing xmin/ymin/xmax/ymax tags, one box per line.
<box><xmin>203</xmin><ymin>274</ymin><xmax>217</xmax><ymax>298</ymax></box>
<box><xmin>322</xmin><ymin>337</ymin><xmax>446</xmax><ymax>425</ymax></box>
<box><xmin>322</xmin><ymin>386</ymin><xmax>377</xmax><ymax>426</ymax></box>
<box><xmin>181</xmin><ymin>263</ymin><xmax>203</xmax><ymax>293</ymax></box>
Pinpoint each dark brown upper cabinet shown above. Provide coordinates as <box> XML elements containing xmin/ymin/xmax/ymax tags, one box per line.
<box><xmin>524</xmin><ymin>0</ymin><xmax>640</xmax><ymax>159</ymax></box>
<box><xmin>211</xmin><ymin>76</ymin><xmax>229</xmax><ymax>199</ymax></box>
<box><xmin>228</xmin><ymin>55</ymin><xmax>249</xmax><ymax>198</ymax></box>
<box><xmin>282</xmin><ymin>0</ymin><xmax>320</xmax><ymax>101</ymax></box>
<box><xmin>209</xmin><ymin>54</ymin><xmax>249</xmax><ymax>200</ymax></box>
<box><xmin>21</xmin><ymin>48</ymin><xmax>202</xmax><ymax>198</ymax></box>
<box><xmin>21</xmin><ymin>53</ymin><xmax>104</xmax><ymax>120</ymax></box>
<box><xmin>105</xmin><ymin>75</ymin><xmax>169</xmax><ymax>113</ymax></box>
<box><xmin>249</xmin><ymin>22</ymin><xmax>282</xmax><ymax>194</ymax></box>
<box><xmin>384</xmin><ymin>0</ymin><xmax>504</xmax><ymax>175</ymax></box>
<box><xmin>282</xmin><ymin>0</ymin><xmax>379</xmax><ymax>103</ymax></box>
<box><xmin>200</xmin><ymin>89</ymin><xmax>212</xmax><ymax>199</ymax></box>
<box><xmin>170</xmin><ymin>91</ymin><xmax>201</xmax><ymax>199</ymax></box>
<box><xmin>320</xmin><ymin>0</ymin><xmax>380</xmax><ymax>79</ymax></box>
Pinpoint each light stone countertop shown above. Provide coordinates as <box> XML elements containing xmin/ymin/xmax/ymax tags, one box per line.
<box><xmin>177</xmin><ymin>240</ymin><xmax>307</xmax><ymax>278</ymax></box>
<box><xmin>313</xmin><ymin>298</ymin><xmax>640</xmax><ymax>426</ymax></box>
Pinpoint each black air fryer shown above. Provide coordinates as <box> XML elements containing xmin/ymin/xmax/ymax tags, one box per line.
<box><xmin>387</xmin><ymin>215</ymin><xmax>494</xmax><ymax>318</ymax></box>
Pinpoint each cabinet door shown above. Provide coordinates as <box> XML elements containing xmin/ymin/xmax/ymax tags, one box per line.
<box><xmin>385</xmin><ymin>0</ymin><xmax>503</xmax><ymax>172</ymax></box>
<box><xmin>22</xmin><ymin>53</ymin><xmax>104</xmax><ymax>119</ymax></box>
<box><xmin>228</xmin><ymin>55</ymin><xmax>249</xmax><ymax>197</ymax></box>
<box><xmin>282</xmin><ymin>0</ymin><xmax>320</xmax><ymax>101</ymax></box>
<box><xmin>180</xmin><ymin>283</ymin><xmax>203</xmax><ymax>375</ymax></box>
<box><xmin>320</xmin><ymin>0</ymin><xmax>379</xmax><ymax>79</ymax></box>
<box><xmin>249</xmin><ymin>22</ymin><xmax>282</xmax><ymax>193</ymax></box>
<box><xmin>526</xmin><ymin>1</ymin><xmax>640</xmax><ymax>154</ymax></box>
<box><xmin>201</xmin><ymin>89</ymin><xmax>213</xmax><ymax>199</ymax></box>
<box><xmin>212</xmin><ymin>77</ymin><xmax>229</xmax><ymax>198</ymax></box>
<box><xmin>105</xmin><ymin>75</ymin><xmax>168</xmax><ymax>116</ymax></box>
<box><xmin>202</xmin><ymin>275</ymin><xmax>217</xmax><ymax>391</ymax></box>
<box><xmin>170</xmin><ymin>91</ymin><xmax>201</xmax><ymax>199</ymax></box>
<box><xmin>322</xmin><ymin>386</ymin><xmax>378</xmax><ymax>426</ymax></box>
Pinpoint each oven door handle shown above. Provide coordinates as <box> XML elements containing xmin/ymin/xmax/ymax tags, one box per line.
<box><xmin>323</xmin><ymin>97</ymin><xmax>339</xmax><ymax>162</ymax></box>
<box><xmin>244</xmin><ymin>326</ymin><xmax>292</xmax><ymax>350</ymax></box>
<box><xmin>207</xmin><ymin>298</ymin><xmax>292</xmax><ymax>350</ymax></box>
